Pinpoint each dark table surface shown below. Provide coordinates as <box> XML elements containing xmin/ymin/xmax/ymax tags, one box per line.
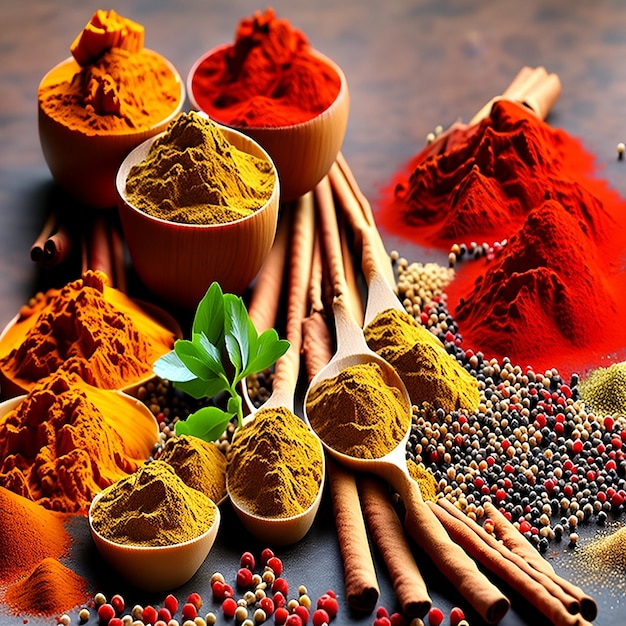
<box><xmin>2</xmin><ymin>1</ymin><xmax>626</xmax><ymax>625</ymax></box>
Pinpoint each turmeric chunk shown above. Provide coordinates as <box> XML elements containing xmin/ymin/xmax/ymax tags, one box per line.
<box><xmin>70</xmin><ymin>9</ymin><xmax>144</xmax><ymax>66</ymax></box>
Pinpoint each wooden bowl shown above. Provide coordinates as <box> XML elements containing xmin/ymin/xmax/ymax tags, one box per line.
<box><xmin>187</xmin><ymin>46</ymin><xmax>350</xmax><ymax>201</ymax></box>
<box><xmin>38</xmin><ymin>51</ymin><xmax>184</xmax><ymax>209</ymax></box>
<box><xmin>89</xmin><ymin>490</ymin><xmax>220</xmax><ymax>592</ymax></box>
<box><xmin>116</xmin><ymin>125</ymin><xmax>280</xmax><ymax>310</ymax></box>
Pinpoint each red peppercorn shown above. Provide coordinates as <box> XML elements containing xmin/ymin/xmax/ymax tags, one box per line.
<box><xmin>274</xmin><ymin>606</ymin><xmax>290</xmax><ymax>625</ymax></box>
<box><xmin>164</xmin><ymin>594</ymin><xmax>178</xmax><ymax>616</ymax></box>
<box><xmin>324</xmin><ymin>590</ymin><xmax>336</xmax><ymax>599</ymax></box>
<box><xmin>157</xmin><ymin>608</ymin><xmax>172</xmax><ymax>623</ymax></box>
<box><xmin>108</xmin><ymin>619</ymin><xmax>123</xmax><ymax>626</ymax></box>
<box><xmin>267</xmin><ymin>555</ymin><xmax>283</xmax><ymax>576</ymax></box>
<box><xmin>293</xmin><ymin>605</ymin><xmax>309</xmax><ymax>624</ymax></box>
<box><xmin>110</xmin><ymin>594</ymin><xmax>124</xmax><ymax>614</ymax></box>
<box><xmin>285</xmin><ymin>614</ymin><xmax>304</xmax><ymax>626</ymax></box>
<box><xmin>273</xmin><ymin>592</ymin><xmax>287</xmax><ymax>608</ymax></box>
<box><xmin>141</xmin><ymin>606</ymin><xmax>158</xmax><ymax>625</ymax></box>
<box><xmin>260</xmin><ymin>596</ymin><xmax>275</xmax><ymax>617</ymax></box>
<box><xmin>261</xmin><ymin>547</ymin><xmax>275</xmax><ymax>565</ymax></box>
<box><xmin>181</xmin><ymin>602</ymin><xmax>198</xmax><ymax>621</ymax></box>
<box><xmin>273</xmin><ymin>577</ymin><xmax>289</xmax><ymax>596</ymax></box>
<box><xmin>97</xmin><ymin>604</ymin><xmax>116</xmax><ymax>624</ymax></box>
<box><xmin>373</xmin><ymin>618</ymin><xmax>391</xmax><ymax>626</ymax></box>
<box><xmin>237</xmin><ymin>566</ymin><xmax>254</xmax><ymax>588</ymax></box>
<box><xmin>317</xmin><ymin>594</ymin><xmax>338</xmax><ymax>619</ymax></box>
<box><xmin>312</xmin><ymin>608</ymin><xmax>330</xmax><ymax>626</ymax></box>
<box><xmin>376</xmin><ymin>607</ymin><xmax>389</xmax><ymax>618</ymax></box>
<box><xmin>240</xmin><ymin>550</ymin><xmax>256</xmax><ymax>570</ymax></box>
<box><xmin>389</xmin><ymin>612</ymin><xmax>405</xmax><ymax>626</ymax></box>
<box><xmin>450</xmin><ymin>606</ymin><xmax>465</xmax><ymax>626</ymax></box>
<box><xmin>187</xmin><ymin>592</ymin><xmax>202</xmax><ymax>610</ymax></box>
<box><xmin>212</xmin><ymin>580</ymin><xmax>226</xmax><ymax>600</ymax></box>
<box><xmin>222</xmin><ymin>597</ymin><xmax>238</xmax><ymax>619</ymax></box>
<box><xmin>428</xmin><ymin>607</ymin><xmax>444</xmax><ymax>626</ymax></box>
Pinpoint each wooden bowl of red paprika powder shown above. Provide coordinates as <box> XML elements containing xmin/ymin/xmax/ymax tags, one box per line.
<box><xmin>186</xmin><ymin>10</ymin><xmax>350</xmax><ymax>201</ymax></box>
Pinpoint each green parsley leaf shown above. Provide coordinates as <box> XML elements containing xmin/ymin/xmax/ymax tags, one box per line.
<box><xmin>153</xmin><ymin>282</ymin><xmax>290</xmax><ymax>443</ymax></box>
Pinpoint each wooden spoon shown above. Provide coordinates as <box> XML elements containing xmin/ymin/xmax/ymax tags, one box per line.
<box><xmin>227</xmin><ymin>192</ymin><xmax>326</xmax><ymax>546</ymax></box>
<box><xmin>304</xmin><ymin>175</ymin><xmax>511</xmax><ymax>625</ymax></box>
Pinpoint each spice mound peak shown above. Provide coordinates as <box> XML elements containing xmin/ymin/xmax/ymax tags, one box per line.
<box><xmin>0</xmin><ymin>270</ymin><xmax>176</xmax><ymax>394</ymax></box>
<box><xmin>453</xmin><ymin>201</ymin><xmax>616</xmax><ymax>372</ymax></box>
<box><xmin>383</xmin><ymin>99</ymin><xmax>617</xmax><ymax>248</ymax></box>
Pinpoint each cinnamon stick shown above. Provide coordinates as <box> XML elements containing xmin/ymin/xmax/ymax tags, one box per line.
<box><xmin>399</xmin><ymin>475</ymin><xmax>510</xmax><ymax>624</ymax></box>
<box><xmin>484</xmin><ymin>502</ymin><xmax>597</xmax><ymax>622</ymax></box>
<box><xmin>109</xmin><ymin>219</ymin><xmax>127</xmax><ymax>293</ymax></box>
<box><xmin>326</xmin><ymin>458</ymin><xmax>380</xmax><ymax>612</ymax></box>
<box><xmin>247</xmin><ymin>208</ymin><xmax>291</xmax><ymax>333</ymax></box>
<box><xmin>358</xmin><ymin>475</ymin><xmax>431</xmax><ymax>617</ymax></box>
<box><xmin>437</xmin><ymin>498</ymin><xmax>580</xmax><ymax>614</ymax></box>
<box><xmin>428</xmin><ymin>500</ymin><xmax>590</xmax><ymax>626</ymax></box>
<box><xmin>41</xmin><ymin>222</ymin><xmax>73</xmax><ymax>269</ymax></box>
<box><xmin>30</xmin><ymin>210</ymin><xmax>57</xmax><ymax>263</ymax></box>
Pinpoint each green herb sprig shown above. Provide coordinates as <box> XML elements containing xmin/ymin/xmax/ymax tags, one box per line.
<box><xmin>153</xmin><ymin>282</ymin><xmax>290</xmax><ymax>442</ymax></box>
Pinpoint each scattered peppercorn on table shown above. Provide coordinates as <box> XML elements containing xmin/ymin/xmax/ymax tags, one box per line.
<box><xmin>2</xmin><ymin>2</ymin><xmax>626</xmax><ymax>626</ymax></box>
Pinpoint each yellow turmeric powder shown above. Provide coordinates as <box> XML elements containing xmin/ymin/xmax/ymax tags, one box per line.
<box><xmin>158</xmin><ymin>434</ymin><xmax>227</xmax><ymax>504</ymax></box>
<box><xmin>90</xmin><ymin>460</ymin><xmax>217</xmax><ymax>546</ymax></box>
<box><xmin>306</xmin><ymin>361</ymin><xmax>412</xmax><ymax>459</ymax></box>
<box><xmin>226</xmin><ymin>406</ymin><xmax>323</xmax><ymax>518</ymax></box>
<box><xmin>0</xmin><ymin>369</ymin><xmax>158</xmax><ymax>513</ymax></box>
<box><xmin>0</xmin><ymin>270</ymin><xmax>176</xmax><ymax>394</ymax></box>
<box><xmin>364</xmin><ymin>308</ymin><xmax>480</xmax><ymax>413</ymax></box>
<box><xmin>124</xmin><ymin>111</ymin><xmax>276</xmax><ymax>225</ymax></box>
<box><xmin>38</xmin><ymin>10</ymin><xmax>180</xmax><ymax>134</ymax></box>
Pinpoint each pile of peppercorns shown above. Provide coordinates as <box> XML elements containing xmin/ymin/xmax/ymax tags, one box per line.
<box><xmin>407</xmin><ymin>295</ymin><xmax>626</xmax><ymax>550</ymax></box>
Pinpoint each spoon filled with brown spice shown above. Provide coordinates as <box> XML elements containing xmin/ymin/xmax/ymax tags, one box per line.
<box><xmin>226</xmin><ymin>192</ymin><xmax>326</xmax><ymax>546</ymax></box>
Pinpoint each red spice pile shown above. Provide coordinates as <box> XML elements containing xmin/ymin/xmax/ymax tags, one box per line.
<box><xmin>378</xmin><ymin>100</ymin><xmax>626</xmax><ymax>377</ymax></box>
<box><xmin>190</xmin><ymin>8</ymin><xmax>341</xmax><ymax>127</ymax></box>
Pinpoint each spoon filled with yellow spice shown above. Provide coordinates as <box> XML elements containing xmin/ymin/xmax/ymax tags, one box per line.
<box><xmin>329</xmin><ymin>156</ymin><xmax>481</xmax><ymax>414</ymax></box>
<box><xmin>226</xmin><ymin>192</ymin><xmax>326</xmax><ymax>546</ymax></box>
<box><xmin>304</xmin><ymin>174</ymin><xmax>511</xmax><ymax>626</ymax></box>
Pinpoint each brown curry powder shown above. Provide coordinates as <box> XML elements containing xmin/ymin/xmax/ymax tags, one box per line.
<box><xmin>226</xmin><ymin>406</ymin><xmax>323</xmax><ymax>518</ymax></box>
<box><xmin>306</xmin><ymin>360</ymin><xmax>411</xmax><ymax>460</ymax></box>
<box><xmin>90</xmin><ymin>460</ymin><xmax>216</xmax><ymax>547</ymax></box>
<box><xmin>364</xmin><ymin>307</ymin><xmax>480</xmax><ymax>413</ymax></box>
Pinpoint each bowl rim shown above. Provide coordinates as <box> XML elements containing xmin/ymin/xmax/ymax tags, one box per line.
<box><xmin>88</xmin><ymin>488</ymin><xmax>221</xmax><ymax>553</ymax></box>
<box><xmin>38</xmin><ymin>49</ymin><xmax>186</xmax><ymax>138</ymax></box>
<box><xmin>186</xmin><ymin>44</ymin><xmax>348</xmax><ymax>131</ymax></box>
<box><xmin>115</xmin><ymin>120</ymin><xmax>280</xmax><ymax>229</ymax></box>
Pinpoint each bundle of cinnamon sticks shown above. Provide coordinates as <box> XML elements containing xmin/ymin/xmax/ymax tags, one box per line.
<box><xmin>30</xmin><ymin>208</ymin><xmax>127</xmax><ymax>291</ymax></box>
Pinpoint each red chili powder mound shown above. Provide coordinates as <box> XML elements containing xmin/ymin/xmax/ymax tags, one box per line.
<box><xmin>378</xmin><ymin>100</ymin><xmax>618</xmax><ymax>248</ymax></box>
<box><xmin>377</xmin><ymin>99</ymin><xmax>626</xmax><ymax>377</ymax></box>
<box><xmin>0</xmin><ymin>487</ymin><xmax>71</xmax><ymax>586</ymax></box>
<box><xmin>450</xmin><ymin>201</ymin><xmax>625</xmax><ymax>378</ymax></box>
<box><xmin>3</xmin><ymin>557</ymin><xmax>90</xmax><ymax>617</ymax></box>
<box><xmin>190</xmin><ymin>8</ymin><xmax>341</xmax><ymax>127</ymax></box>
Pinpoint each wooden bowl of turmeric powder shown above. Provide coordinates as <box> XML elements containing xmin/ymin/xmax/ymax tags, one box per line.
<box><xmin>187</xmin><ymin>42</ymin><xmax>350</xmax><ymax>201</ymax></box>
<box><xmin>115</xmin><ymin>112</ymin><xmax>280</xmax><ymax>310</ymax></box>
<box><xmin>37</xmin><ymin>50</ymin><xmax>185</xmax><ymax>209</ymax></box>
